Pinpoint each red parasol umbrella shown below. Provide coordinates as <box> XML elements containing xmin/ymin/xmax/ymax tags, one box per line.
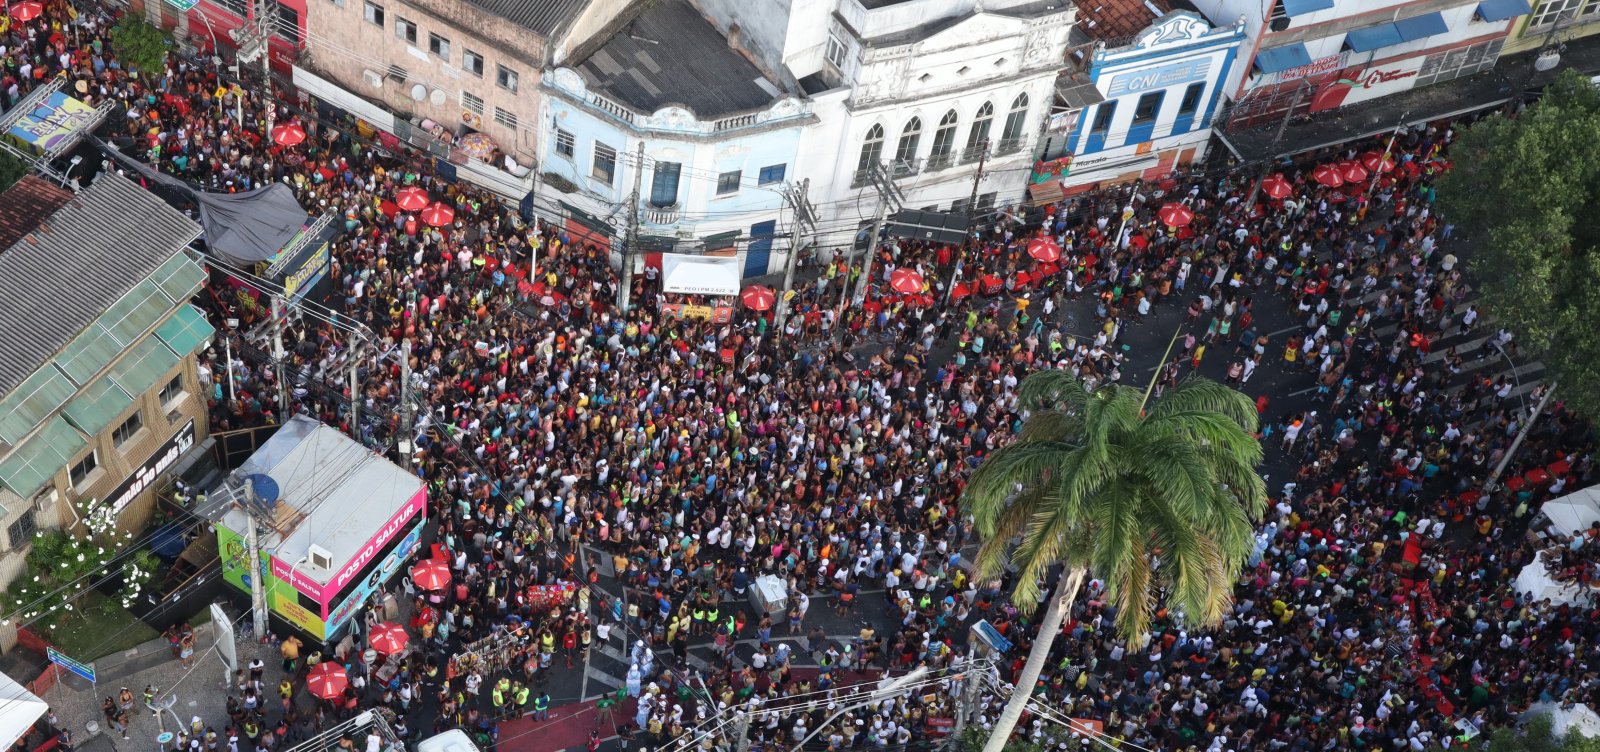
<box><xmin>11</xmin><ymin>1</ymin><xmax>43</xmax><ymax>22</ymax></box>
<box><xmin>1339</xmin><ymin>160</ymin><xmax>1369</xmax><ymax>185</ymax></box>
<box><xmin>305</xmin><ymin>661</ymin><xmax>348</xmax><ymax>701</ymax></box>
<box><xmin>1261</xmin><ymin>174</ymin><xmax>1293</xmax><ymax>200</ymax></box>
<box><xmin>1157</xmin><ymin>202</ymin><xmax>1194</xmax><ymax>228</ymax></box>
<box><xmin>369</xmin><ymin>622</ymin><xmax>410</xmax><ymax>654</ymax></box>
<box><xmin>888</xmin><ymin>268</ymin><xmax>924</xmax><ymax>295</ymax></box>
<box><xmin>395</xmin><ymin>186</ymin><xmax>430</xmax><ymax>212</ymax></box>
<box><xmin>270</xmin><ymin>123</ymin><xmax>306</xmax><ymax>147</ymax></box>
<box><xmin>410</xmin><ymin>559</ymin><xmax>451</xmax><ymax>591</ymax></box>
<box><xmin>1360</xmin><ymin>151</ymin><xmax>1396</xmax><ymax>174</ymax></box>
<box><xmin>377</xmin><ymin>199</ymin><xmax>399</xmax><ymax>217</ymax></box>
<box><xmin>1311</xmin><ymin>163</ymin><xmax>1345</xmax><ymax>188</ymax></box>
<box><xmin>1026</xmin><ymin>237</ymin><xmax>1061</xmax><ymax>263</ymax></box>
<box><xmin>740</xmin><ymin>285</ymin><xmax>776</xmax><ymax>311</ymax></box>
<box><xmin>420</xmin><ymin>202</ymin><xmax>455</xmax><ymax>227</ymax></box>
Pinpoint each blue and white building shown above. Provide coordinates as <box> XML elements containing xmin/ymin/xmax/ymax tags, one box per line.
<box><xmin>537</xmin><ymin>0</ymin><xmax>815</xmax><ymax>278</ymax></box>
<box><xmin>1056</xmin><ymin>8</ymin><xmax>1245</xmax><ymax>189</ymax></box>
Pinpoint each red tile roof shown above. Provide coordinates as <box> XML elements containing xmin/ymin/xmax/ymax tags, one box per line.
<box><xmin>0</xmin><ymin>175</ymin><xmax>74</xmax><ymax>253</ymax></box>
<box><xmin>1074</xmin><ymin>0</ymin><xmax>1175</xmax><ymax>43</ymax></box>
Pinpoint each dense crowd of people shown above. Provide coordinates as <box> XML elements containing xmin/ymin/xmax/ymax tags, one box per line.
<box><xmin>6</xmin><ymin>2</ymin><xmax>1600</xmax><ymax>751</ymax></box>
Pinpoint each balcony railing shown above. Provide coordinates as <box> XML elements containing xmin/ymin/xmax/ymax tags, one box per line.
<box><xmin>890</xmin><ymin>158</ymin><xmax>921</xmax><ymax>178</ymax></box>
<box><xmin>925</xmin><ymin>152</ymin><xmax>955</xmax><ymax>171</ymax></box>
<box><xmin>645</xmin><ymin>204</ymin><xmax>680</xmax><ymax>225</ymax></box>
<box><xmin>961</xmin><ymin>144</ymin><xmax>988</xmax><ymax>164</ymax></box>
<box><xmin>851</xmin><ymin>168</ymin><xmax>873</xmax><ymax>188</ymax></box>
<box><xmin>994</xmin><ymin>137</ymin><xmax>1026</xmax><ymax>156</ymax></box>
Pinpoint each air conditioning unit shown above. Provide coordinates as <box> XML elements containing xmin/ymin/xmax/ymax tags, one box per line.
<box><xmin>308</xmin><ymin>544</ymin><xmax>334</xmax><ymax>571</ymax></box>
<box><xmin>386</xmin><ymin>64</ymin><xmax>409</xmax><ymax>82</ymax></box>
<box><xmin>363</xmin><ymin>69</ymin><xmax>383</xmax><ymax>89</ymax></box>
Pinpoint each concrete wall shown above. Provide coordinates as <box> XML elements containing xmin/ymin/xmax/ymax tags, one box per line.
<box><xmin>551</xmin><ymin>0</ymin><xmax>640</xmax><ymax>64</ymax></box>
<box><xmin>302</xmin><ymin>0</ymin><xmax>547</xmax><ymax>161</ymax></box>
<box><xmin>693</xmin><ymin>0</ymin><xmax>795</xmax><ymax>82</ymax></box>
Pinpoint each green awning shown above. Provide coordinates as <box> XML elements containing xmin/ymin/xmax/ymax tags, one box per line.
<box><xmin>107</xmin><ymin>336</ymin><xmax>181</xmax><ymax>398</ymax></box>
<box><xmin>0</xmin><ymin>416</ymin><xmax>87</xmax><ymax>497</ymax></box>
<box><xmin>157</xmin><ymin>305</ymin><xmax>216</xmax><ymax>356</ymax></box>
<box><xmin>56</xmin><ymin>324</ymin><xmax>130</xmax><ymax>386</ymax></box>
<box><xmin>61</xmin><ymin>375</ymin><xmax>136</xmax><ymax>436</ymax></box>
<box><xmin>0</xmin><ymin>367</ymin><xmax>77</xmax><ymax>446</ymax></box>
<box><xmin>101</xmin><ymin>278</ymin><xmax>177</xmax><ymax>348</ymax></box>
<box><xmin>149</xmin><ymin>253</ymin><xmax>206</xmax><ymax>303</ymax></box>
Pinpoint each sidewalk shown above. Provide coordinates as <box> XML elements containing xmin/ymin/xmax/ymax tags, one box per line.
<box><xmin>43</xmin><ymin>618</ymin><xmax>289</xmax><ymax>749</ymax></box>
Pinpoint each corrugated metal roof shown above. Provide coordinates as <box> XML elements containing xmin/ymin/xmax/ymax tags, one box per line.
<box><xmin>576</xmin><ymin>0</ymin><xmax>779</xmax><ymax>119</ymax></box>
<box><xmin>458</xmin><ymin>0</ymin><xmax>587</xmax><ymax>36</ymax></box>
<box><xmin>0</xmin><ymin>172</ymin><xmax>202</xmax><ymax>401</ymax></box>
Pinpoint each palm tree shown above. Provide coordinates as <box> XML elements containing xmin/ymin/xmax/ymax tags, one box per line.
<box><xmin>962</xmin><ymin>371</ymin><xmax>1266</xmax><ymax>752</ymax></box>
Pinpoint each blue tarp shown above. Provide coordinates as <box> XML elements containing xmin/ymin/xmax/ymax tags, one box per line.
<box><xmin>1345</xmin><ymin>23</ymin><xmax>1403</xmax><ymax>52</ymax></box>
<box><xmin>1282</xmin><ymin>0</ymin><xmax>1336</xmax><ymax>16</ymax></box>
<box><xmin>1476</xmin><ymin>0</ymin><xmax>1531</xmax><ymax>21</ymax></box>
<box><xmin>150</xmin><ymin>524</ymin><xmax>188</xmax><ymax>559</ymax></box>
<box><xmin>1395</xmin><ymin>12</ymin><xmax>1449</xmax><ymax>41</ymax></box>
<box><xmin>1255</xmin><ymin>43</ymin><xmax>1314</xmax><ymax>74</ymax></box>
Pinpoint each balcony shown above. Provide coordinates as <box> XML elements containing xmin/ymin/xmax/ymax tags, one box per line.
<box><xmin>851</xmin><ymin>168</ymin><xmax>873</xmax><ymax>188</ymax></box>
<box><xmin>994</xmin><ymin>137</ymin><xmax>1026</xmax><ymax>156</ymax></box>
<box><xmin>890</xmin><ymin>158</ymin><xmax>921</xmax><ymax>178</ymax></box>
<box><xmin>925</xmin><ymin>152</ymin><xmax>955</xmax><ymax>171</ymax></box>
<box><xmin>645</xmin><ymin>204</ymin><xmax>680</xmax><ymax>225</ymax></box>
<box><xmin>961</xmin><ymin>144</ymin><xmax>988</xmax><ymax>164</ymax></box>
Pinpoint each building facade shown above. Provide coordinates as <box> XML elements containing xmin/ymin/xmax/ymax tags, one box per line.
<box><xmin>537</xmin><ymin>0</ymin><xmax>813</xmax><ymax>277</ymax></box>
<box><xmin>800</xmin><ymin>0</ymin><xmax>1075</xmax><ymax>247</ymax></box>
<box><xmin>1049</xmin><ymin>9</ymin><xmax>1244</xmax><ymax>192</ymax></box>
<box><xmin>1501</xmin><ymin>0</ymin><xmax>1600</xmax><ymax>55</ymax></box>
<box><xmin>0</xmin><ymin>175</ymin><xmax>214</xmax><ymax>648</ymax></box>
<box><xmin>1193</xmin><ymin>0</ymin><xmax>1533</xmax><ymax>127</ymax></box>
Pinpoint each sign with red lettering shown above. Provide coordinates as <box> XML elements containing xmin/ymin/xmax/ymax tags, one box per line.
<box><xmin>1312</xmin><ymin>56</ymin><xmax>1424</xmax><ymax>111</ymax></box>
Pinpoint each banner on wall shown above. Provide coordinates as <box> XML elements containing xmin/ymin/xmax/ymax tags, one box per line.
<box><xmin>661</xmin><ymin>254</ymin><xmax>740</xmax><ymax>296</ymax></box>
<box><xmin>1312</xmin><ymin>56</ymin><xmax>1425</xmax><ymax>111</ymax></box>
<box><xmin>7</xmin><ymin>91</ymin><xmax>97</xmax><ymax>153</ymax></box>
<box><xmin>661</xmin><ymin>303</ymin><xmax>734</xmax><ymax>322</ymax></box>
<box><xmin>325</xmin><ymin>522</ymin><xmax>424</xmax><ymax>633</ymax></box>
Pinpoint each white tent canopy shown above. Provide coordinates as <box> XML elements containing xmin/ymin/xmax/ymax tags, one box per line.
<box><xmin>1514</xmin><ymin>551</ymin><xmax>1591</xmax><ymax>606</ymax></box>
<box><xmin>0</xmin><ymin>670</ymin><xmax>48</xmax><ymax>750</ymax></box>
<box><xmin>1525</xmin><ymin>702</ymin><xmax>1600</xmax><ymax>739</ymax></box>
<box><xmin>1540</xmin><ymin>485</ymin><xmax>1600</xmax><ymax>537</ymax></box>
<box><xmin>661</xmin><ymin>254</ymin><xmax>740</xmax><ymax>296</ymax></box>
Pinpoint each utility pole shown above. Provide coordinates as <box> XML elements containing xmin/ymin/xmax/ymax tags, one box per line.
<box><xmin>348</xmin><ymin>335</ymin><xmax>364</xmax><ymax>446</ymax></box>
<box><xmin>943</xmin><ymin>142</ymin><xmax>991</xmax><ymax>305</ymax></box>
<box><xmin>851</xmin><ymin>162</ymin><xmax>906</xmax><ymax>306</ymax></box>
<box><xmin>730</xmin><ymin>708</ymin><xmax>752</xmax><ymax>752</ymax></box>
<box><xmin>1484</xmin><ymin>380</ymin><xmax>1558</xmax><ymax>495</ymax></box>
<box><xmin>1243</xmin><ymin>80</ymin><xmax>1309</xmax><ymax>207</ymax></box>
<box><xmin>618</xmin><ymin>148</ymin><xmax>646</xmax><ymax>312</ymax></box>
<box><xmin>242</xmin><ymin>482</ymin><xmax>268</xmax><ymax>639</ymax></box>
<box><xmin>398</xmin><ymin>338</ymin><xmax>414</xmax><ymax>471</ymax></box>
<box><xmin>269</xmin><ymin>294</ymin><xmax>290</xmax><ymax>419</ymax></box>
<box><xmin>951</xmin><ymin>652</ymin><xmax>990</xmax><ymax>740</ymax></box>
<box><xmin>775</xmin><ymin>178</ymin><xmax>817</xmax><ymax>340</ymax></box>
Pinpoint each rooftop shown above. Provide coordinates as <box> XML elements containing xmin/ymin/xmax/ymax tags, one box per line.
<box><xmin>0</xmin><ymin>172</ymin><xmax>202</xmax><ymax>400</ymax></box>
<box><xmin>456</xmin><ymin>0</ymin><xmax>587</xmax><ymax>36</ymax></box>
<box><xmin>211</xmin><ymin>417</ymin><xmax>425</xmax><ymax>586</ymax></box>
<box><xmin>575</xmin><ymin>0</ymin><xmax>781</xmax><ymax>119</ymax></box>
<box><xmin>0</xmin><ymin>176</ymin><xmax>73</xmax><ymax>251</ymax></box>
<box><xmin>1074</xmin><ymin>0</ymin><xmax>1174</xmax><ymax>42</ymax></box>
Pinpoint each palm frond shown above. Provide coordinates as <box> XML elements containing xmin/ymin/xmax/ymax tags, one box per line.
<box><xmin>1017</xmin><ymin>370</ymin><xmax>1090</xmax><ymax>413</ymax></box>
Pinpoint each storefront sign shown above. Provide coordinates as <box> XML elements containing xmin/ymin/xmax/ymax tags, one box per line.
<box><xmin>1314</xmin><ymin>57</ymin><xmax>1424</xmax><ymax>110</ymax></box>
<box><xmin>1275</xmin><ymin>52</ymin><xmax>1347</xmax><ymax>83</ymax></box>
<box><xmin>1106</xmin><ymin>58</ymin><xmax>1211</xmax><ymax>98</ymax></box>
<box><xmin>270</xmin><ymin>554</ymin><xmax>331</xmax><ymax>602</ymax></box>
<box><xmin>269</xmin><ymin>223</ymin><xmax>337</xmax><ymax>302</ymax></box>
<box><xmin>105</xmin><ymin>420</ymin><xmax>196</xmax><ymax>515</ymax></box>
<box><xmin>662</xmin><ymin>304</ymin><xmax>734</xmax><ymax>323</ymax></box>
<box><xmin>328</xmin><ymin>488</ymin><xmax>427</xmax><ymax>596</ymax></box>
<box><xmin>7</xmin><ymin>91</ymin><xmax>97</xmax><ymax>153</ymax></box>
<box><xmin>1030</xmin><ymin>156</ymin><xmax>1073</xmax><ymax>184</ymax></box>
<box><xmin>325</xmin><ymin>521</ymin><xmax>424</xmax><ymax>632</ymax></box>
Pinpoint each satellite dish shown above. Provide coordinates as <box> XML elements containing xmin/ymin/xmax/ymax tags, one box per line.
<box><xmin>243</xmin><ymin>473</ymin><xmax>279</xmax><ymax>513</ymax></box>
<box><xmin>410</xmin><ymin>84</ymin><xmax>427</xmax><ymax>101</ymax></box>
<box><xmin>430</xmin><ymin>88</ymin><xmax>447</xmax><ymax>106</ymax></box>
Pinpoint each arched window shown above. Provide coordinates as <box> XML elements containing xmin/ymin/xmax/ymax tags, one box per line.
<box><xmin>895</xmin><ymin>117</ymin><xmax>922</xmax><ymax>166</ymax></box>
<box><xmin>1000</xmin><ymin>93</ymin><xmax>1029</xmax><ymax>149</ymax></box>
<box><xmin>965</xmin><ymin>101</ymin><xmax>994</xmax><ymax>155</ymax></box>
<box><xmin>930</xmin><ymin>109</ymin><xmax>959</xmax><ymax>165</ymax></box>
<box><xmin>857</xmin><ymin>124</ymin><xmax>884</xmax><ymax>173</ymax></box>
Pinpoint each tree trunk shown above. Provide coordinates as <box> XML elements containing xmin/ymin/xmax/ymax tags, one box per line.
<box><xmin>981</xmin><ymin>566</ymin><xmax>1086</xmax><ymax>752</ymax></box>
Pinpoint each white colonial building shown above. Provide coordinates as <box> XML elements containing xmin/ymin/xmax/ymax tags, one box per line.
<box><xmin>689</xmin><ymin>0</ymin><xmax>1076</xmax><ymax>250</ymax></box>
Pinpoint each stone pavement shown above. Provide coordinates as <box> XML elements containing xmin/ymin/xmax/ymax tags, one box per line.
<box><xmin>43</xmin><ymin>612</ymin><xmax>290</xmax><ymax>750</ymax></box>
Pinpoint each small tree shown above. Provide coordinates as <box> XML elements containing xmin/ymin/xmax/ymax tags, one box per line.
<box><xmin>0</xmin><ymin>149</ymin><xmax>26</xmax><ymax>192</ymax></box>
<box><xmin>110</xmin><ymin>15</ymin><xmax>170</xmax><ymax>76</ymax></box>
<box><xmin>2</xmin><ymin>500</ymin><xmax>143</xmax><ymax>630</ymax></box>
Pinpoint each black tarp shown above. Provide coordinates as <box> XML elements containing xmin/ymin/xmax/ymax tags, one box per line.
<box><xmin>95</xmin><ymin>137</ymin><xmax>310</xmax><ymax>266</ymax></box>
